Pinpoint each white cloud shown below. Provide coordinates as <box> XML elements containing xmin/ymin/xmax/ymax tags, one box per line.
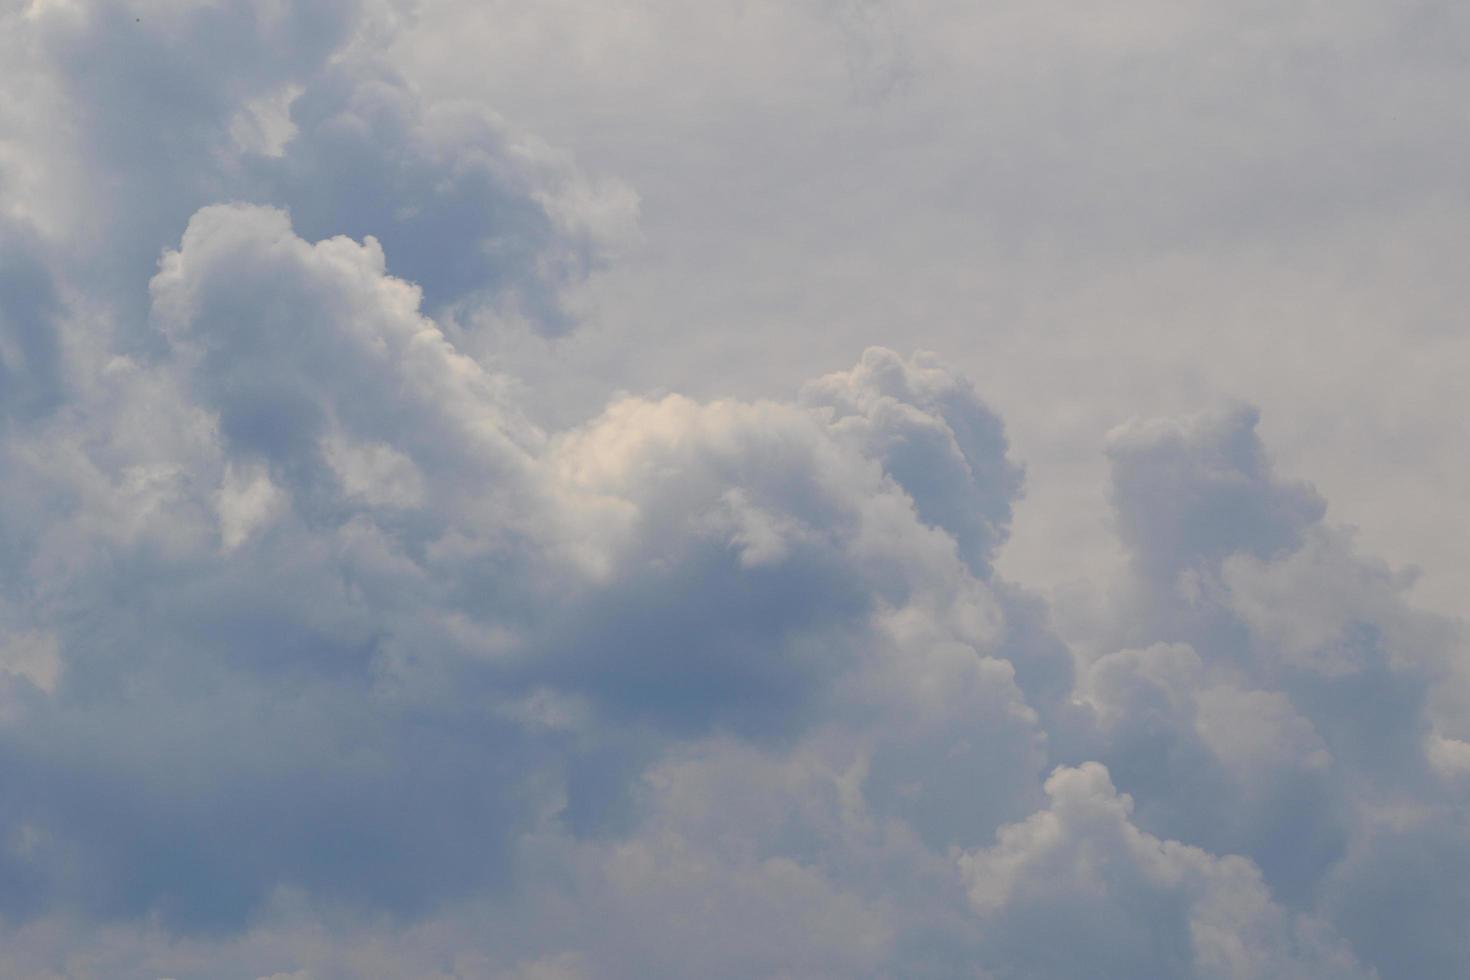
<box><xmin>960</xmin><ymin>763</ymin><xmax>1372</xmax><ymax>980</ymax></box>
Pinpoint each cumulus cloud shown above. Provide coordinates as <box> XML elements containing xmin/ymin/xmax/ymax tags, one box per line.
<box><xmin>959</xmin><ymin>763</ymin><xmax>1371</xmax><ymax>980</ymax></box>
<box><xmin>9</xmin><ymin>0</ymin><xmax>632</xmax><ymax>342</ymax></box>
<box><xmin>0</xmin><ymin>2</ymin><xmax>1466</xmax><ymax>979</ymax></box>
<box><xmin>1105</xmin><ymin>406</ymin><xmax>1326</xmax><ymax>588</ymax></box>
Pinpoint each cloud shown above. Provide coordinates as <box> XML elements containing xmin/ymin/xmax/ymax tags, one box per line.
<box><xmin>0</xmin><ymin>199</ymin><xmax>1043</xmax><ymax>947</ymax></box>
<box><xmin>11</xmin><ymin>0</ymin><xmax>633</xmax><ymax>341</ymax></box>
<box><xmin>959</xmin><ymin>763</ymin><xmax>1372</xmax><ymax>980</ymax></box>
<box><xmin>0</xmin><ymin>219</ymin><xmax>64</xmax><ymax>422</ymax></box>
<box><xmin>1104</xmin><ymin>406</ymin><xmax>1326</xmax><ymax>586</ymax></box>
<box><xmin>801</xmin><ymin>346</ymin><xmax>1025</xmax><ymax>577</ymax></box>
<box><xmin>0</xmin><ymin>3</ymin><xmax>1467</xmax><ymax>978</ymax></box>
<box><xmin>1071</xmin><ymin>401</ymin><xmax>1470</xmax><ymax>975</ymax></box>
<box><xmin>2</xmin><ymin>192</ymin><xmax>1462</xmax><ymax>978</ymax></box>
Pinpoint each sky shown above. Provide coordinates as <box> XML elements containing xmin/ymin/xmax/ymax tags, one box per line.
<box><xmin>0</xmin><ymin>1</ymin><xmax>1467</xmax><ymax>977</ymax></box>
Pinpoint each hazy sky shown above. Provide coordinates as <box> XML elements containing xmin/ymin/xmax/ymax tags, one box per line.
<box><xmin>1</xmin><ymin>1</ymin><xmax>1467</xmax><ymax>977</ymax></box>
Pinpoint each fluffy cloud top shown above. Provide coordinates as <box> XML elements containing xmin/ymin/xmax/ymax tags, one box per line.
<box><xmin>0</xmin><ymin>2</ymin><xmax>1465</xmax><ymax>978</ymax></box>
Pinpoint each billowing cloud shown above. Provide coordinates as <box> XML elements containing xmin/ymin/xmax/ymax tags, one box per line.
<box><xmin>959</xmin><ymin>763</ymin><xmax>1370</xmax><ymax>980</ymax></box>
<box><xmin>8</xmin><ymin>0</ymin><xmax>633</xmax><ymax>341</ymax></box>
<box><xmin>0</xmin><ymin>2</ymin><xmax>1466</xmax><ymax>978</ymax></box>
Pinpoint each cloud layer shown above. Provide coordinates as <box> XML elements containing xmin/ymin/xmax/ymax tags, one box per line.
<box><xmin>1</xmin><ymin>2</ymin><xmax>1467</xmax><ymax>978</ymax></box>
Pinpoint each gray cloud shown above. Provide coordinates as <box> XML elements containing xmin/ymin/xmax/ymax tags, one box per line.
<box><xmin>3</xmin><ymin>195</ymin><xmax>1462</xmax><ymax>978</ymax></box>
<box><xmin>1105</xmin><ymin>407</ymin><xmax>1326</xmax><ymax>586</ymax></box>
<box><xmin>959</xmin><ymin>762</ymin><xmax>1371</xmax><ymax>980</ymax></box>
<box><xmin>0</xmin><ymin>2</ymin><xmax>1466</xmax><ymax>978</ymax></box>
<box><xmin>13</xmin><ymin>0</ymin><xmax>631</xmax><ymax>346</ymax></box>
<box><xmin>0</xmin><ymin>200</ymin><xmax>1043</xmax><ymax>947</ymax></box>
<box><xmin>0</xmin><ymin>220</ymin><xmax>63</xmax><ymax>421</ymax></box>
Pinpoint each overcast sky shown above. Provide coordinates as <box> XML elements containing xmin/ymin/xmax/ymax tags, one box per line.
<box><xmin>1</xmin><ymin>1</ymin><xmax>1468</xmax><ymax>977</ymax></box>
